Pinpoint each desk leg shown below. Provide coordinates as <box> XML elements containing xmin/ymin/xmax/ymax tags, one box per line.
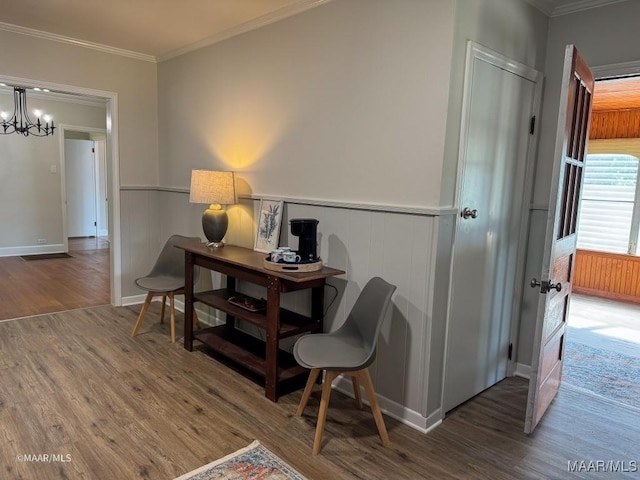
<box><xmin>311</xmin><ymin>283</ymin><xmax>325</xmax><ymax>333</ymax></box>
<box><xmin>226</xmin><ymin>276</ymin><xmax>236</xmax><ymax>331</ymax></box>
<box><xmin>311</xmin><ymin>283</ymin><xmax>325</xmax><ymax>385</ymax></box>
<box><xmin>184</xmin><ymin>251</ymin><xmax>194</xmax><ymax>352</ymax></box>
<box><xmin>265</xmin><ymin>276</ymin><xmax>281</xmax><ymax>401</ymax></box>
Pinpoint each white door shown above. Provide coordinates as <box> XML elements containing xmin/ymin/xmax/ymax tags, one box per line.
<box><xmin>525</xmin><ymin>45</ymin><xmax>594</xmax><ymax>433</ymax></box>
<box><xmin>65</xmin><ymin>139</ymin><xmax>97</xmax><ymax>237</ymax></box>
<box><xmin>444</xmin><ymin>43</ymin><xmax>542</xmax><ymax>412</ymax></box>
<box><xmin>94</xmin><ymin>138</ymin><xmax>109</xmax><ymax>237</ymax></box>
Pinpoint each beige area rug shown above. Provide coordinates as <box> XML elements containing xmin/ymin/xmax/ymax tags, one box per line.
<box><xmin>174</xmin><ymin>441</ymin><xmax>308</xmax><ymax>480</ymax></box>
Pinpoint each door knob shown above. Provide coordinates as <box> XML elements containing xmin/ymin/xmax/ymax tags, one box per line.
<box><xmin>461</xmin><ymin>207</ymin><xmax>479</xmax><ymax>219</ymax></box>
<box><xmin>530</xmin><ymin>278</ymin><xmax>562</xmax><ymax>294</ymax></box>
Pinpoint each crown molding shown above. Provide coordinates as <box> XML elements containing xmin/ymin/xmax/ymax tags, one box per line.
<box><xmin>157</xmin><ymin>0</ymin><xmax>335</xmax><ymax>62</ymax></box>
<box><xmin>0</xmin><ymin>21</ymin><xmax>156</xmax><ymax>63</ymax></box>
<box><xmin>523</xmin><ymin>0</ymin><xmax>555</xmax><ymax>16</ymax></box>
<box><xmin>0</xmin><ymin>0</ymin><xmax>334</xmax><ymax>64</ymax></box>
<box><xmin>551</xmin><ymin>0</ymin><xmax>628</xmax><ymax>17</ymax></box>
<box><xmin>592</xmin><ymin>59</ymin><xmax>640</xmax><ymax>79</ymax></box>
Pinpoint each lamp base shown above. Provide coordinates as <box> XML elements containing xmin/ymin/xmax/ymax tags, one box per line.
<box><xmin>202</xmin><ymin>204</ymin><xmax>228</xmax><ymax>248</ymax></box>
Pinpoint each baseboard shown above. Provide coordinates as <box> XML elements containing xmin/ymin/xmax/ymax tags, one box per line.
<box><xmin>0</xmin><ymin>243</ymin><xmax>66</xmax><ymax>257</ymax></box>
<box><xmin>333</xmin><ymin>375</ymin><xmax>441</xmax><ymax>434</ymax></box>
<box><xmin>515</xmin><ymin>363</ymin><xmax>531</xmax><ymax>379</ymax></box>
<box><xmin>121</xmin><ymin>294</ymin><xmax>224</xmax><ymax>327</ymax></box>
<box><xmin>122</xmin><ymin>293</ymin><xmax>442</xmax><ymax>433</ymax></box>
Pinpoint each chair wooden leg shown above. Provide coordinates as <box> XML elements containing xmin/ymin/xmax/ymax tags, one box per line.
<box><xmin>193</xmin><ymin>307</ymin><xmax>201</xmax><ymax>329</ymax></box>
<box><xmin>169</xmin><ymin>293</ymin><xmax>176</xmax><ymax>343</ymax></box>
<box><xmin>159</xmin><ymin>295</ymin><xmax>167</xmax><ymax>324</ymax></box>
<box><xmin>351</xmin><ymin>374</ymin><xmax>363</xmax><ymax>409</ymax></box>
<box><xmin>131</xmin><ymin>292</ymin><xmax>154</xmax><ymax>337</ymax></box>
<box><xmin>359</xmin><ymin>368</ymin><xmax>390</xmax><ymax>447</ymax></box>
<box><xmin>313</xmin><ymin>370</ymin><xmax>339</xmax><ymax>455</ymax></box>
<box><xmin>296</xmin><ymin>368</ymin><xmax>321</xmax><ymax>416</ymax></box>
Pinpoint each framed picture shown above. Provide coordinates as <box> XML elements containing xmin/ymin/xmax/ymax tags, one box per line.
<box><xmin>254</xmin><ymin>199</ymin><xmax>284</xmax><ymax>253</ymax></box>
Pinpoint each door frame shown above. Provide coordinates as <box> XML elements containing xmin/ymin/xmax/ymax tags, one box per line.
<box><xmin>60</xmin><ymin>127</ymin><xmax>107</xmax><ymax>249</ymax></box>
<box><xmin>442</xmin><ymin>42</ymin><xmax>544</xmax><ymax>410</ymax></box>
<box><xmin>0</xmin><ymin>74</ymin><xmax>122</xmax><ymax>306</ymax></box>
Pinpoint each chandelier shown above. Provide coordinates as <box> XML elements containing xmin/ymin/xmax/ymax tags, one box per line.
<box><xmin>0</xmin><ymin>87</ymin><xmax>55</xmax><ymax>137</ymax></box>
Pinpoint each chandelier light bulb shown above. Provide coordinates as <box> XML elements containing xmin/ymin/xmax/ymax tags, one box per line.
<box><xmin>0</xmin><ymin>87</ymin><xmax>55</xmax><ymax>137</ymax></box>
<box><xmin>44</xmin><ymin>115</ymin><xmax>51</xmax><ymax>123</ymax></box>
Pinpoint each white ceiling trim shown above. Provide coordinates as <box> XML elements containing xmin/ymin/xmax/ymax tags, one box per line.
<box><xmin>157</xmin><ymin>0</ymin><xmax>335</xmax><ymax>62</ymax></box>
<box><xmin>0</xmin><ymin>21</ymin><xmax>156</xmax><ymax>63</ymax></box>
<box><xmin>551</xmin><ymin>0</ymin><xmax>628</xmax><ymax>17</ymax></box>
<box><xmin>523</xmin><ymin>0</ymin><xmax>555</xmax><ymax>16</ymax></box>
<box><xmin>592</xmin><ymin>59</ymin><xmax>640</xmax><ymax>79</ymax></box>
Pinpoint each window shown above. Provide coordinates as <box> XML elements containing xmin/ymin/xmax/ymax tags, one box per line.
<box><xmin>577</xmin><ymin>153</ymin><xmax>640</xmax><ymax>255</ymax></box>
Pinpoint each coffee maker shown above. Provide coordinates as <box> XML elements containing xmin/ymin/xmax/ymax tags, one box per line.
<box><xmin>290</xmin><ymin>218</ymin><xmax>319</xmax><ymax>263</ymax></box>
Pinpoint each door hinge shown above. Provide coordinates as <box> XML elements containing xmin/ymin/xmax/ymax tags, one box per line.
<box><xmin>508</xmin><ymin>343</ymin><xmax>513</xmax><ymax>360</ymax></box>
<box><xmin>92</xmin><ymin>147</ymin><xmax>95</xmax><ymax>153</ymax></box>
<box><xmin>529</xmin><ymin>116</ymin><xmax>536</xmax><ymax>135</ymax></box>
<box><xmin>94</xmin><ymin>221</ymin><xmax>97</xmax><ymax>226</ymax></box>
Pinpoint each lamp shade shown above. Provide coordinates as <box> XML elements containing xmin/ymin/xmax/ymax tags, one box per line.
<box><xmin>189</xmin><ymin>170</ymin><xmax>236</xmax><ymax>205</ymax></box>
<box><xmin>189</xmin><ymin>170</ymin><xmax>236</xmax><ymax>248</ymax></box>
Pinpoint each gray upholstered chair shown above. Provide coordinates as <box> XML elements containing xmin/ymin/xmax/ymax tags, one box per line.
<box><xmin>293</xmin><ymin>276</ymin><xmax>396</xmax><ymax>455</ymax></box>
<box><xmin>131</xmin><ymin>234</ymin><xmax>201</xmax><ymax>343</ymax></box>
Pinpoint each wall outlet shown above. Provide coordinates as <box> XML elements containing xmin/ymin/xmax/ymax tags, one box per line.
<box><xmin>37</xmin><ymin>238</ymin><xmax>46</xmax><ymax>244</ymax></box>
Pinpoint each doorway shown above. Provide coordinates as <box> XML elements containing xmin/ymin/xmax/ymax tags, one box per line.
<box><xmin>562</xmin><ymin>76</ymin><xmax>640</xmax><ymax>410</ymax></box>
<box><xmin>63</xmin><ymin>129</ymin><xmax>109</xmax><ymax>247</ymax></box>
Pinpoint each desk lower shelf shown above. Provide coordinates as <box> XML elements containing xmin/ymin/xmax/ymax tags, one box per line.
<box><xmin>194</xmin><ymin>326</ymin><xmax>308</xmax><ymax>382</ymax></box>
<box><xmin>195</xmin><ymin>288</ymin><xmax>319</xmax><ymax>338</ymax></box>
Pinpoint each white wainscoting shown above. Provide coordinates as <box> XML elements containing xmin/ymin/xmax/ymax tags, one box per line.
<box><xmin>124</xmin><ymin>188</ymin><xmax>453</xmax><ymax>432</ymax></box>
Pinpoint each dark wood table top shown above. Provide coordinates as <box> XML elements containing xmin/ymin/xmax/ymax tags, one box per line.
<box><xmin>176</xmin><ymin>243</ymin><xmax>345</xmax><ymax>282</ymax></box>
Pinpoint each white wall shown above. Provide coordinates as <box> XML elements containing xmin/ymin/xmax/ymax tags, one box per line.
<box><xmin>517</xmin><ymin>0</ymin><xmax>640</xmax><ymax>366</ymax></box>
<box><xmin>0</xmin><ymin>93</ymin><xmax>105</xmax><ymax>255</ymax></box>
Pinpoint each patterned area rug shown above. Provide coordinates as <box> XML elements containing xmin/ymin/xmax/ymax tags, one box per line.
<box><xmin>563</xmin><ymin>340</ymin><xmax>640</xmax><ymax>410</ymax></box>
<box><xmin>174</xmin><ymin>441</ymin><xmax>308</xmax><ymax>480</ymax></box>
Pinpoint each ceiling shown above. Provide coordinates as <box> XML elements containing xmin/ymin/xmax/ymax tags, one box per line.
<box><xmin>0</xmin><ymin>0</ymin><xmax>329</xmax><ymax>62</ymax></box>
<box><xmin>0</xmin><ymin>0</ymin><xmax>627</xmax><ymax>63</ymax></box>
<box><xmin>593</xmin><ymin>77</ymin><xmax>640</xmax><ymax>111</ymax></box>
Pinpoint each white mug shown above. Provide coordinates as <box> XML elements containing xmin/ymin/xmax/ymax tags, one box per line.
<box><xmin>283</xmin><ymin>251</ymin><xmax>301</xmax><ymax>263</ymax></box>
<box><xmin>270</xmin><ymin>249</ymin><xmax>285</xmax><ymax>262</ymax></box>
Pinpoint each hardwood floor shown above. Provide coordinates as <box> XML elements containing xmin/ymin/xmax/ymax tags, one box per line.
<box><xmin>0</xmin><ymin>237</ymin><xmax>109</xmax><ymax>321</ymax></box>
<box><xmin>1</xmin><ymin>304</ymin><xmax>639</xmax><ymax>479</ymax></box>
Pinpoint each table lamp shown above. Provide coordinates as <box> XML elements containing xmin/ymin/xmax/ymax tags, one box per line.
<box><xmin>189</xmin><ymin>170</ymin><xmax>236</xmax><ymax>247</ymax></box>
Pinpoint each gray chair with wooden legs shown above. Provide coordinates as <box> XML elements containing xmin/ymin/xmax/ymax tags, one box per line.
<box><xmin>131</xmin><ymin>234</ymin><xmax>201</xmax><ymax>343</ymax></box>
<box><xmin>293</xmin><ymin>276</ymin><xmax>396</xmax><ymax>455</ymax></box>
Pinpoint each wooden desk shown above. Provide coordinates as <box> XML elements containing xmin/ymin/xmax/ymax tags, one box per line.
<box><xmin>177</xmin><ymin>243</ymin><xmax>345</xmax><ymax>401</ymax></box>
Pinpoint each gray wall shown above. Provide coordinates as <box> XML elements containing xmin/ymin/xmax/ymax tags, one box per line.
<box><xmin>434</xmin><ymin>0</ymin><xmax>548</xmax><ymax>405</ymax></box>
<box><xmin>157</xmin><ymin>0</ymin><xmax>455</xmax><ymax>208</ymax></box>
<box><xmin>1</xmin><ymin>0</ymin><xmax>624</xmax><ymax>429</ymax></box>
<box><xmin>156</xmin><ymin>0</ymin><xmax>550</xmax><ymax>428</ymax></box>
<box><xmin>517</xmin><ymin>0</ymin><xmax>640</xmax><ymax>366</ymax></box>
